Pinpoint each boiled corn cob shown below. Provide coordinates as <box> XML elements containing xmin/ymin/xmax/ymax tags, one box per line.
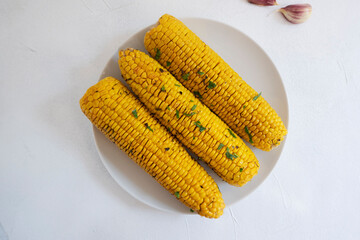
<box><xmin>119</xmin><ymin>49</ymin><xmax>259</xmax><ymax>187</ymax></box>
<box><xmin>144</xmin><ymin>14</ymin><xmax>287</xmax><ymax>151</ymax></box>
<box><xmin>80</xmin><ymin>77</ymin><xmax>225</xmax><ymax>218</ymax></box>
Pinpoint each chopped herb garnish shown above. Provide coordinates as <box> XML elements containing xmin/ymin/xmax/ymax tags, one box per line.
<box><xmin>227</xmin><ymin>128</ymin><xmax>237</xmax><ymax>138</ymax></box>
<box><xmin>175</xmin><ymin>191</ymin><xmax>180</xmax><ymax>198</ymax></box>
<box><xmin>217</xmin><ymin>143</ymin><xmax>225</xmax><ymax>150</ymax></box>
<box><xmin>193</xmin><ymin>91</ymin><xmax>202</xmax><ymax>99</ymax></box>
<box><xmin>191</xmin><ymin>105</ymin><xmax>197</xmax><ymax>111</ymax></box>
<box><xmin>176</xmin><ymin>110</ymin><xmax>180</xmax><ymax>119</ymax></box>
<box><xmin>164</xmin><ymin>148</ymin><xmax>170</xmax><ymax>151</ymax></box>
<box><xmin>225</xmin><ymin>148</ymin><xmax>238</xmax><ymax>160</ymax></box>
<box><xmin>194</xmin><ymin>121</ymin><xmax>206</xmax><ymax>132</ymax></box>
<box><xmin>166</xmin><ymin>61</ymin><xmax>171</xmax><ymax>66</ymax></box>
<box><xmin>132</xmin><ymin>109</ymin><xmax>138</xmax><ymax>118</ymax></box>
<box><xmin>166</xmin><ymin>126</ymin><xmax>171</xmax><ymax>132</ymax></box>
<box><xmin>197</xmin><ymin>71</ymin><xmax>205</xmax><ymax>75</ymax></box>
<box><xmin>190</xmin><ymin>100</ymin><xmax>194</xmax><ymax>102</ymax></box>
<box><xmin>161</xmin><ymin>85</ymin><xmax>166</xmax><ymax>92</ymax></box>
<box><xmin>244</xmin><ymin>126</ymin><xmax>254</xmax><ymax>143</ymax></box>
<box><xmin>190</xmin><ymin>209</ymin><xmax>194</xmax><ymax>212</ymax></box>
<box><xmin>175</xmin><ymin>84</ymin><xmax>181</xmax><ymax>87</ymax></box>
<box><xmin>183</xmin><ymin>112</ymin><xmax>196</xmax><ymax>117</ymax></box>
<box><xmin>182</xmin><ymin>73</ymin><xmax>190</xmax><ymax>80</ymax></box>
<box><xmin>144</xmin><ymin>123</ymin><xmax>153</xmax><ymax>132</ymax></box>
<box><xmin>243</xmin><ymin>105</ymin><xmax>246</xmax><ymax>109</ymax></box>
<box><xmin>166</xmin><ymin>106</ymin><xmax>170</xmax><ymax>110</ymax></box>
<box><xmin>145</xmin><ymin>86</ymin><xmax>148</xmax><ymax>89</ymax></box>
<box><xmin>208</xmin><ymin>81</ymin><xmax>216</xmax><ymax>89</ymax></box>
<box><xmin>159</xmin><ymin>68</ymin><xmax>164</xmax><ymax>73</ymax></box>
<box><xmin>154</xmin><ymin>48</ymin><xmax>161</xmax><ymax>60</ymax></box>
<box><xmin>240</xmin><ymin>168</ymin><xmax>244</xmax><ymax>172</ymax></box>
<box><xmin>253</xmin><ymin>92</ymin><xmax>262</xmax><ymax>101</ymax></box>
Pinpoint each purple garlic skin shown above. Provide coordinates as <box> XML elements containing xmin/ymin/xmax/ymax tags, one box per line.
<box><xmin>248</xmin><ymin>0</ymin><xmax>278</xmax><ymax>6</ymax></box>
<box><xmin>280</xmin><ymin>4</ymin><xmax>312</xmax><ymax>24</ymax></box>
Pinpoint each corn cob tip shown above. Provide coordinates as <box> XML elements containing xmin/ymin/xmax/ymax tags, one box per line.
<box><xmin>119</xmin><ymin>48</ymin><xmax>135</xmax><ymax>58</ymax></box>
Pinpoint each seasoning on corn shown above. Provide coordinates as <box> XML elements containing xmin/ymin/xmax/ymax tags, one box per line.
<box><xmin>80</xmin><ymin>77</ymin><xmax>225</xmax><ymax>218</ymax></box>
<box><xmin>119</xmin><ymin>49</ymin><xmax>259</xmax><ymax>187</ymax></box>
<box><xmin>144</xmin><ymin>14</ymin><xmax>287</xmax><ymax>151</ymax></box>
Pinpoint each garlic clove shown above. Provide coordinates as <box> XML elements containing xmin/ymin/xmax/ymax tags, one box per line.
<box><xmin>279</xmin><ymin>4</ymin><xmax>312</xmax><ymax>24</ymax></box>
<box><xmin>248</xmin><ymin>0</ymin><xmax>278</xmax><ymax>6</ymax></box>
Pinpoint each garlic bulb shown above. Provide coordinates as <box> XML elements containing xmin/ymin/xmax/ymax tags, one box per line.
<box><xmin>248</xmin><ymin>0</ymin><xmax>278</xmax><ymax>6</ymax></box>
<box><xmin>279</xmin><ymin>4</ymin><xmax>312</xmax><ymax>24</ymax></box>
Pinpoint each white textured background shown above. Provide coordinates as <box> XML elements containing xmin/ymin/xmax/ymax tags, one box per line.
<box><xmin>1</xmin><ymin>0</ymin><xmax>360</xmax><ymax>239</ymax></box>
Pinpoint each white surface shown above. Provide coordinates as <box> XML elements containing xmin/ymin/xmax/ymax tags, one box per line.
<box><xmin>0</xmin><ymin>0</ymin><xmax>359</xmax><ymax>239</ymax></box>
<box><xmin>96</xmin><ymin>18</ymin><xmax>289</xmax><ymax>214</ymax></box>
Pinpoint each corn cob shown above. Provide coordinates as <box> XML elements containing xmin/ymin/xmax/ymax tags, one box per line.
<box><xmin>144</xmin><ymin>14</ymin><xmax>287</xmax><ymax>151</ymax></box>
<box><xmin>119</xmin><ymin>49</ymin><xmax>259</xmax><ymax>187</ymax></box>
<box><xmin>80</xmin><ymin>77</ymin><xmax>224</xmax><ymax>218</ymax></box>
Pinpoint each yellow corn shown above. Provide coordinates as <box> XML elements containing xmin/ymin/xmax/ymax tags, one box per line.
<box><xmin>80</xmin><ymin>77</ymin><xmax>225</xmax><ymax>218</ymax></box>
<box><xmin>119</xmin><ymin>49</ymin><xmax>259</xmax><ymax>187</ymax></box>
<box><xmin>144</xmin><ymin>14</ymin><xmax>287</xmax><ymax>151</ymax></box>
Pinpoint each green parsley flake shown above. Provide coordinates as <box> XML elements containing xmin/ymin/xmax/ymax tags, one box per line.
<box><xmin>182</xmin><ymin>73</ymin><xmax>190</xmax><ymax>80</ymax></box>
<box><xmin>217</xmin><ymin>143</ymin><xmax>225</xmax><ymax>150</ymax></box>
<box><xmin>227</xmin><ymin>128</ymin><xmax>237</xmax><ymax>138</ymax></box>
<box><xmin>176</xmin><ymin>110</ymin><xmax>180</xmax><ymax>119</ymax></box>
<box><xmin>197</xmin><ymin>71</ymin><xmax>205</xmax><ymax>75</ymax></box>
<box><xmin>161</xmin><ymin>85</ymin><xmax>166</xmax><ymax>92</ymax></box>
<box><xmin>243</xmin><ymin>105</ymin><xmax>246</xmax><ymax>109</ymax></box>
<box><xmin>145</xmin><ymin>123</ymin><xmax>153</xmax><ymax>132</ymax></box>
<box><xmin>175</xmin><ymin>191</ymin><xmax>180</xmax><ymax>198</ymax></box>
<box><xmin>183</xmin><ymin>112</ymin><xmax>196</xmax><ymax>117</ymax></box>
<box><xmin>166</xmin><ymin>61</ymin><xmax>171</xmax><ymax>66</ymax></box>
<box><xmin>154</xmin><ymin>48</ymin><xmax>161</xmax><ymax>60</ymax></box>
<box><xmin>244</xmin><ymin>126</ymin><xmax>254</xmax><ymax>143</ymax></box>
<box><xmin>132</xmin><ymin>109</ymin><xmax>138</xmax><ymax>119</ymax></box>
<box><xmin>225</xmin><ymin>147</ymin><xmax>238</xmax><ymax>160</ymax></box>
<box><xmin>191</xmin><ymin>105</ymin><xmax>197</xmax><ymax>111</ymax></box>
<box><xmin>190</xmin><ymin>100</ymin><xmax>194</xmax><ymax>102</ymax></box>
<box><xmin>193</xmin><ymin>136</ymin><xmax>195</xmax><ymax>140</ymax></box>
<box><xmin>208</xmin><ymin>81</ymin><xmax>216</xmax><ymax>89</ymax></box>
<box><xmin>193</xmin><ymin>91</ymin><xmax>202</xmax><ymax>99</ymax></box>
<box><xmin>175</xmin><ymin>84</ymin><xmax>181</xmax><ymax>87</ymax></box>
<box><xmin>240</xmin><ymin>168</ymin><xmax>244</xmax><ymax>172</ymax></box>
<box><xmin>166</xmin><ymin>106</ymin><xmax>170</xmax><ymax>110</ymax></box>
<box><xmin>190</xmin><ymin>209</ymin><xmax>194</xmax><ymax>212</ymax></box>
<box><xmin>194</xmin><ymin>121</ymin><xmax>206</xmax><ymax>132</ymax></box>
<box><xmin>253</xmin><ymin>92</ymin><xmax>262</xmax><ymax>101</ymax></box>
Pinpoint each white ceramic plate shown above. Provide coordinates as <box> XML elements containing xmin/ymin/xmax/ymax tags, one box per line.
<box><xmin>94</xmin><ymin>18</ymin><xmax>289</xmax><ymax>214</ymax></box>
